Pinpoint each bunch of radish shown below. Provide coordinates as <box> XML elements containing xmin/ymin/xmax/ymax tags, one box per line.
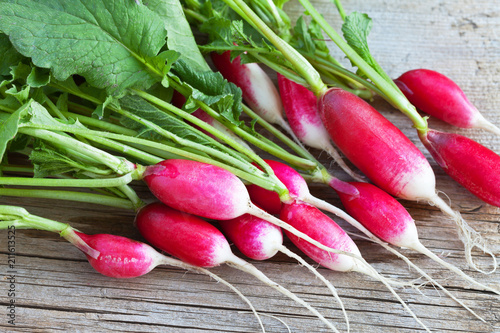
<box><xmin>0</xmin><ymin>0</ymin><xmax>498</xmax><ymax>331</ymax></box>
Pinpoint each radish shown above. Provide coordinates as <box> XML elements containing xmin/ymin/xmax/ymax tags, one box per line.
<box><xmin>253</xmin><ymin>159</ymin><xmax>499</xmax><ymax>295</ymax></box>
<box><xmin>135</xmin><ymin>201</ymin><xmax>341</xmax><ymax>332</ymax></box>
<box><xmin>395</xmin><ymin>69</ymin><xmax>500</xmax><ymax>134</ymax></box>
<box><xmin>139</xmin><ymin>158</ymin><xmax>364</xmax><ymax>260</ymax></box>
<box><xmin>336</xmin><ymin>182</ymin><xmax>500</xmax><ymax>296</ymax></box>
<box><xmin>0</xmin><ymin>205</ymin><xmax>265</xmax><ymax>330</ymax></box>
<box><xmin>317</xmin><ymin>88</ymin><xmax>496</xmax><ymax>273</ymax></box>
<box><xmin>277</xmin><ymin>73</ymin><xmax>365</xmax><ymax>182</ymax></box>
<box><xmin>280</xmin><ymin>201</ymin><xmax>430</xmax><ymax>332</ymax></box>
<box><xmin>420</xmin><ymin>129</ymin><xmax>500</xmax><ymax>208</ymax></box>
<box><xmin>218</xmin><ymin>214</ymin><xmax>350</xmax><ymax>331</ymax></box>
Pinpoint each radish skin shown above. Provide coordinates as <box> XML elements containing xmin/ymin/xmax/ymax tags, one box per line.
<box><xmin>318</xmin><ymin>88</ymin><xmax>495</xmax><ymax>272</ymax></box>
<box><xmin>135</xmin><ymin>202</ymin><xmax>341</xmax><ymax>332</ymax></box>
<box><xmin>277</xmin><ymin>73</ymin><xmax>365</xmax><ymax>182</ymax></box>
<box><xmin>395</xmin><ymin>69</ymin><xmax>500</xmax><ymax>135</ymax></box>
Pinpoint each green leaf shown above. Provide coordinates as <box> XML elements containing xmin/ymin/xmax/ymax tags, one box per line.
<box><xmin>120</xmin><ymin>95</ymin><xmax>219</xmax><ymax>147</ymax></box>
<box><xmin>341</xmin><ymin>12</ymin><xmax>387</xmax><ymax>80</ymax></box>
<box><xmin>5</xmin><ymin>84</ymin><xmax>30</xmax><ymax>105</ymax></box>
<box><xmin>0</xmin><ymin>33</ymin><xmax>23</xmax><ymax>76</ymax></box>
<box><xmin>145</xmin><ymin>0</ymin><xmax>210</xmax><ymax>72</ymax></box>
<box><xmin>170</xmin><ymin>60</ymin><xmax>243</xmax><ymax>125</ymax></box>
<box><xmin>0</xmin><ymin>0</ymin><xmax>169</xmax><ymax>95</ymax></box>
<box><xmin>30</xmin><ymin>142</ymin><xmax>110</xmax><ymax>178</ymax></box>
<box><xmin>0</xmin><ymin>102</ymin><xmax>30</xmax><ymax>161</ymax></box>
<box><xmin>27</xmin><ymin>67</ymin><xmax>51</xmax><ymax>88</ymax></box>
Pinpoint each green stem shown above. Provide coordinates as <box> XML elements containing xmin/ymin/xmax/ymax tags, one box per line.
<box><xmin>224</xmin><ymin>0</ymin><xmax>327</xmax><ymax>95</ymax></box>
<box><xmin>0</xmin><ymin>173</ymin><xmax>133</xmax><ymax>188</ymax></box>
<box><xmin>111</xmin><ymin>102</ymin><xmax>253</xmax><ymax>170</ymax></box>
<box><xmin>0</xmin><ymin>188</ymin><xmax>136</xmax><ymax>210</ymax></box>
<box><xmin>0</xmin><ymin>206</ymin><xmax>100</xmax><ymax>259</ymax></box>
<box><xmin>0</xmin><ymin>165</ymin><xmax>34</xmax><ymax>173</ymax></box>
<box><xmin>82</xmin><ymin>133</ymin><xmax>163</xmax><ymax>165</ymax></box>
<box><xmin>163</xmin><ymin>82</ymin><xmax>316</xmax><ymax>171</ymax></box>
<box><xmin>18</xmin><ymin>127</ymin><xmax>135</xmax><ymax>175</ymax></box>
<box><xmin>332</xmin><ymin>0</ymin><xmax>347</xmax><ymax>21</ymax></box>
<box><xmin>295</xmin><ymin>0</ymin><xmax>427</xmax><ymax>131</ymax></box>
<box><xmin>116</xmin><ymin>185</ymin><xmax>144</xmax><ymax>211</ymax></box>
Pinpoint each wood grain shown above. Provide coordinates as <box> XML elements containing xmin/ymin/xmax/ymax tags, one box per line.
<box><xmin>1</xmin><ymin>0</ymin><xmax>499</xmax><ymax>332</ymax></box>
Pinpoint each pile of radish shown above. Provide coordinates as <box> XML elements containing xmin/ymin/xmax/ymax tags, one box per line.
<box><xmin>0</xmin><ymin>0</ymin><xmax>499</xmax><ymax>331</ymax></box>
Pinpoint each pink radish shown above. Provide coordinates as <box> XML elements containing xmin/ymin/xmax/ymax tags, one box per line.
<box><xmin>420</xmin><ymin>129</ymin><xmax>500</xmax><ymax>208</ymax></box>
<box><xmin>252</xmin><ymin>159</ymin><xmax>499</xmax><ymax>297</ymax></box>
<box><xmin>139</xmin><ymin>158</ymin><xmax>364</xmax><ymax>259</ymax></box>
<box><xmin>135</xmin><ymin>202</ymin><xmax>341</xmax><ymax>332</ymax></box>
<box><xmin>0</xmin><ymin>206</ymin><xmax>265</xmax><ymax>329</ymax></box>
<box><xmin>277</xmin><ymin>73</ymin><xmax>365</xmax><ymax>182</ymax></box>
<box><xmin>75</xmin><ymin>232</ymin><xmax>173</xmax><ymax>278</ymax></box>
<box><xmin>317</xmin><ymin>88</ymin><xmax>495</xmax><ymax>272</ymax></box>
<box><xmin>280</xmin><ymin>201</ymin><xmax>430</xmax><ymax>332</ymax></box>
<box><xmin>218</xmin><ymin>214</ymin><xmax>350</xmax><ymax>331</ymax></box>
<box><xmin>336</xmin><ymin>182</ymin><xmax>500</xmax><ymax>296</ymax></box>
<box><xmin>395</xmin><ymin>69</ymin><xmax>500</xmax><ymax>134</ymax></box>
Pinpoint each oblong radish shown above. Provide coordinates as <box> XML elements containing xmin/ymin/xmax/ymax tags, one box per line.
<box><xmin>395</xmin><ymin>69</ymin><xmax>500</xmax><ymax>134</ymax></box>
<box><xmin>140</xmin><ymin>159</ymin><xmax>364</xmax><ymax>259</ymax></box>
<box><xmin>219</xmin><ymin>214</ymin><xmax>350</xmax><ymax>330</ymax></box>
<box><xmin>142</xmin><ymin>159</ymin><xmax>250</xmax><ymax>220</ymax></box>
<box><xmin>318</xmin><ymin>88</ymin><xmax>435</xmax><ymax>201</ymax></box>
<box><xmin>75</xmin><ymin>232</ymin><xmax>165</xmax><ymax>278</ymax></box>
<box><xmin>135</xmin><ymin>202</ymin><xmax>341</xmax><ymax>332</ymax></box>
<box><xmin>420</xmin><ymin>129</ymin><xmax>500</xmax><ymax>207</ymax></box>
<box><xmin>277</xmin><ymin>73</ymin><xmax>365</xmax><ymax>181</ymax></box>
<box><xmin>317</xmin><ymin>88</ymin><xmax>495</xmax><ymax>272</ymax></box>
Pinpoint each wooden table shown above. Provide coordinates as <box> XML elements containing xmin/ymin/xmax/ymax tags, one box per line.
<box><xmin>1</xmin><ymin>0</ymin><xmax>499</xmax><ymax>332</ymax></box>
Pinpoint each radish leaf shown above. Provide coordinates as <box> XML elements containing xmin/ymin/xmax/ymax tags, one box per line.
<box><xmin>0</xmin><ymin>34</ymin><xmax>23</xmax><ymax>77</ymax></box>
<box><xmin>342</xmin><ymin>12</ymin><xmax>393</xmax><ymax>83</ymax></box>
<box><xmin>0</xmin><ymin>0</ymin><xmax>169</xmax><ymax>95</ymax></box>
<box><xmin>146</xmin><ymin>0</ymin><xmax>210</xmax><ymax>71</ymax></box>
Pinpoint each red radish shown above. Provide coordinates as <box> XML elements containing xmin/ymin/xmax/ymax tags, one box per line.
<box><xmin>75</xmin><ymin>232</ymin><xmax>168</xmax><ymax>278</ymax></box>
<box><xmin>218</xmin><ymin>214</ymin><xmax>349</xmax><ymax>331</ymax></box>
<box><xmin>280</xmin><ymin>201</ymin><xmax>430</xmax><ymax>332</ymax></box>
<box><xmin>395</xmin><ymin>69</ymin><xmax>500</xmax><ymax>134</ymax></box>
<box><xmin>140</xmin><ymin>158</ymin><xmax>364</xmax><ymax>258</ymax></box>
<box><xmin>0</xmin><ymin>206</ymin><xmax>265</xmax><ymax>329</ymax></box>
<box><xmin>336</xmin><ymin>182</ymin><xmax>500</xmax><ymax>296</ymax></box>
<box><xmin>135</xmin><ymin>202</ymin><xmax>341</xmax><ymax>332</ymax></box>
<box><xmin>277</xmin><ymin>73</ymin><xmax>365</xmax><ymax>182</ymax></box>
<box><xmin>420</xmin><ymin>129</ymin><xmax>500</xmax><ymax>208</ymax></box>
<box><xmin>317</xmin><ymin>88</ymin><xmax>494</xmax><ymax>272</ymax></box>
<box><xmin>253</xmin><ymin>159</ymin><xmax>499</xmax><ymax>296</ymax></box>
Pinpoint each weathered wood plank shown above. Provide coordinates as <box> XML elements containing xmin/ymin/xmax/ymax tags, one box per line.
<box><xmin>1</xmin><ymin>0</ymin><xmax>499</xmax><ymax>332</ymax></box>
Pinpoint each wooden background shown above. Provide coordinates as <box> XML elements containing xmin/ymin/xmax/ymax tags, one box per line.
<box><xmin>1</xmin><ymin>0</ymin><xmax>499</xmax><ymax>332</ymax></box>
